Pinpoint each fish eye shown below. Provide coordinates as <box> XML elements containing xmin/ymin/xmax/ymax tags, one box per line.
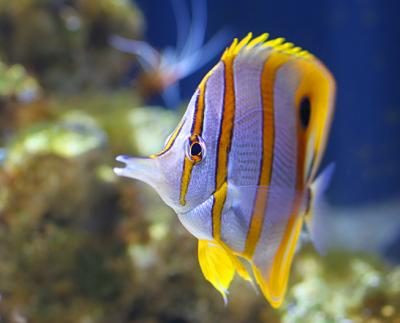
<box><xmin>299</xmin><ymin>97</ymin><xmax>311</xmax><ymax>129</ymax></box>
<box><xmin>186</xmin><ymin>135</ymin><xmax>206</xmax><ymax>164</ymax></box>
<box><xmin>191</xmin><ymin>142</ymin><xmax>202</xmax><ymax>156</ymax></box>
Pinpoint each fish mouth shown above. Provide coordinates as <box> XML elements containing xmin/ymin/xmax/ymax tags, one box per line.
<box><xmin>113</xmin><ymin>154</ymin><xmax>162</xmax><ymax>187</ymax></box>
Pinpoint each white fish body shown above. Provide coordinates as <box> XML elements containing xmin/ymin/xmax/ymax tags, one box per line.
<box><xmin>114</xmin><ymin>33</ymin><xmax>336</xmax><ymax>308</ymax></box>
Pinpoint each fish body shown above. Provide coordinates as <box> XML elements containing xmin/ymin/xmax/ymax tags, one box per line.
<box><xmin>114</xmin><ymin>33</ymin><xmax>336</xmax><ymax>308</ymax></box>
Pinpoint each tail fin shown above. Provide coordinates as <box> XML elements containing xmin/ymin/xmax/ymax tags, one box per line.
<box><xmin>304</xmin><ymin>163</ymin><xmax>335</xmax><ymax>254</ymax></box>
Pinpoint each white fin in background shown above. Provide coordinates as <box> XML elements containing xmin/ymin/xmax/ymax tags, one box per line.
<box><xmin>305</xmin><ymin>163</ymin><xmax>335</xmax><ymax>254</ymax></box>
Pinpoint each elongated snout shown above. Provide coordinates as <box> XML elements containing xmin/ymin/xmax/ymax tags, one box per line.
<box><xmin>113</xmin><ymin>155</ymin><xmax>161</xmax><ymax>187</ymax></box>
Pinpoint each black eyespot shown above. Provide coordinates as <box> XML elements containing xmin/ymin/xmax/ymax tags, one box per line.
<box><xmin>190</xmin><ymin>142</ymin><xmax>202</xmax><ymax>156</ymax></box>
<box><xmin>186</xmin><ymin>135</ymin><xmax>206</xmax><ymax>164</ymax></box>
<box><xmin>299</xmin><ymin>97</ymin><xmax>311</xmax><ymax>129</ymax></box>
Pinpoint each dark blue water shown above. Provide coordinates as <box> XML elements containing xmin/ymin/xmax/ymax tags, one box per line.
<box><xmin>134</xmin><ymin>0</ymin><xmax>400</xmax><ymax>207</ymax></box>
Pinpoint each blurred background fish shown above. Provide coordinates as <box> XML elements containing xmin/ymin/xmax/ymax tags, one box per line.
<box><xmin>110</xmin><ymin>0</ymin><xmax>230</xmax><ymax>108</ymax></box>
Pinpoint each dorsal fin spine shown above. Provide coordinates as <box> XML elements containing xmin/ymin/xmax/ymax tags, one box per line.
<box><xmin>221</xmin><ymin>33</ymin><xmax>314</xmax><ymax>61</ymax></box>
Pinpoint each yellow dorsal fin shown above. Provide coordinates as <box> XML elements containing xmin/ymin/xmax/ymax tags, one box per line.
<box><xmin>198</xmin><ymin>240</ymin><xmax>252</xmax><ymax>304</ymax></box>
<box><xmin>248</xmin><ymin>33</ymin><xmax>269</xmax><ymax>48</ymax></box>
<box><xmin>221</xmin><ymin>32</ymin><xmax>313</xmax><ymax>62</ymax></box>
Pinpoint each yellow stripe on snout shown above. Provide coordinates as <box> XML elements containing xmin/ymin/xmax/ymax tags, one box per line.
<box><xmin>151</xmin><ymin>119</ymin><xmax>185</xmax><ymax>159</ymax></box>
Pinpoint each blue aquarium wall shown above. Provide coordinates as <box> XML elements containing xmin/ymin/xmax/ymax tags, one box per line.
<box><xmin>135</xmin><ymin>0</ymin><xmax>400</xmax><ymax>206</ymax></box>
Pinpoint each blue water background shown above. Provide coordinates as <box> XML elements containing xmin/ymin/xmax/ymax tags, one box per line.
<box><xmin>134</xmin><ymin>0</ymin><xmax>400</xmax><ymax>207</ymax></box>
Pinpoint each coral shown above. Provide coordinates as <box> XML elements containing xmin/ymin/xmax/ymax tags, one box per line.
<box><xmin>48</xmin><ymin>93</ymin><xmax>179</xmax><ymax>156</ymax></box>
<box><xmin>0</xmin><ymin>113</ymin><xmax>136</xmax><ymax>322</ymax></box>
<box><xmin>0</xmin><ymin>59</ymin><xmax>45</xmax><ymax>140</ymax></box>
<box><xmin>0</xmin><ymin>61</ymin><xmax>41</xmax><ymax>102</ymax></box>
<box><xmin>0</xmin><ymin>0</ymin><xmax>144</xmax><ymax>93</ymax></box>
<box><xmin>0</xmin><ymin>101</ymin><xmax>398</xmax><ymax>322</ymax></box>
<box><xmin>0</xmin><ymin>103</ymin><xmax>278</xmax><ymax>322</ymax></box>
<box><xmin>281</xmin><ymin>249</ymin><xmax>400</xmax><ymax>323</ymax></box>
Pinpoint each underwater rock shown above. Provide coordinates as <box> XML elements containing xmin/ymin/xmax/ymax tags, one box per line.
<box><xmin>3</xmin><ymin>111</ymin><xmax>107</xmax><ymax>171</ymax></box>
<box><xmin>281</xmin><ymin>249</ymin><xmax>400</xmax><ymax>323</ymax></box>
<box><xmin>0</xmin><ymin>61</ymin><xmax>41</xmax><ymax>103</ymax></box>
<box><xmin>0</xmin><ymin>1</ymin><xmax>292</xmax><ymax>321</ymax></box>
<box><xmin>0</xmin><ymin>0</ymin><xmax>144</xmax><ymax>93</ymax></box>
<box><xmin>0</xmin><ymin>59</ymin><xmax>52</xmax><ymax>143</ymax></box>
<box><xmin>0</xmin><ymin>112</ymin><xmax>113</xmax><ymax>229</ymax></box>
<box><xmin>1</xmin><ymin>91</ymin><xmax>398</xmax><ymax>321</ymax></box>
<box><xmin>125</xmin><ymin>106</ymin><xmax>180</xmax><ymax>156</ymax></box>
<box><xmin>0</xmin><ymin>112</ymin><xmax>139</xmax><ymax>322</ymax></box>
<box><xmin>49</xmin><ymin>93</ymin><xmax>173</xmax><ymax>157</ymax></box>
<box><xmin>53</xmin><ymin>94</ymin><xmax>181</xmax><ymax>156</ymax></box>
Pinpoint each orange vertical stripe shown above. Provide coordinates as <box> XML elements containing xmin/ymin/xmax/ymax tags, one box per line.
<box><xmin>243</xmin><ymin>52</ymin><xmax>292</xmax><ymax>257</ymax></box>
<box><xmin>212</xmin><ymin>58</ymin><xmax>236</xmax><ymax>240</ymax></box>
<box><xmin>294</xmin><ymin>60</ymin><xmax>335</xmax><ymax>185</ymax></box>
<box><xmin>267</xmin><ymin>59</ymin><xmax>335</xmax><ymax>285</ymax></box>
<box><xmin>269</xmin><ymin>60</ymin><xmax>327</xmax><ymax>276</ymax></box>
<box><xmin>266</xmin><ymin>58</ymin><xmax>322</xmax><ymax>301</ymax></box>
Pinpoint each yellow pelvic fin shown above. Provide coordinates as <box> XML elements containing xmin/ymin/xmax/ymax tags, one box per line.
<box><xmin>198</xmin><ymin>240</ymin><xmax>252</xmax><ymax>304</ymax></box>
<box><xmin>198</xmin><ymin>240</ymin><xmax>234</xmax><ymax>303</ymax></box>
<box><xmin>251</xmin><ymin>217</ymin><xmax>304</xmax><ymax>308</ymax></box>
